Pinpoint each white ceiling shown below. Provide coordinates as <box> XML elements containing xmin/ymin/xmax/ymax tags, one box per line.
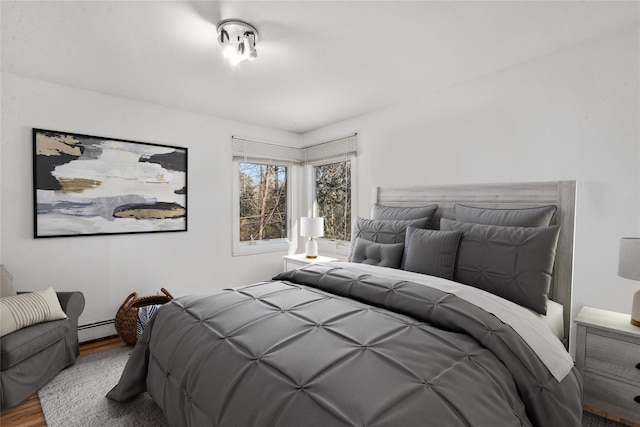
<box><xmin>2</xmin><ymin>1</ymin><xmax>638</xmax><ymax>133</ymax></box>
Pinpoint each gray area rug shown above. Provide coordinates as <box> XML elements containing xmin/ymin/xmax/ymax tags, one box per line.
<box><xmin>38</xmin><ymin>345</ymin><xmax>168</xmax><ymax>427</ymax></box>
<box><xmin>582</xmin><ymin>412</ymin><xmax>630</xmax><ymax>427</ymax></box>
<box><xmin>37</xmin><ymin>344</ymin><xmax>623</xmax><ymax>427</ymax></box>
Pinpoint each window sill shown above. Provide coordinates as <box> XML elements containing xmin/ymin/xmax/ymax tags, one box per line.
<box><xmin>233</xmin><ymin>240</ymin><xmax>290</xmax><ymax>256</ymax></box>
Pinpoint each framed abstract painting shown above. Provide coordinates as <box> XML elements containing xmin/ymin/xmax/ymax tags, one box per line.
<box><xmin>33</xmin><ymin>129</ymin><xmax>188</xmax><ymax>238</ymax></box>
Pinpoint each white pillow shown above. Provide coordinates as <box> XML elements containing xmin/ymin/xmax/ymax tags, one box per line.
<box><xmin>0</xmin><ymin>287</ymin><xmax>67</xmax><ymax>336</ymax></box>
<box><xmin>0</xmin><ymin>264</ymin><xmax>16</xmax><ymax>297</ymax></box>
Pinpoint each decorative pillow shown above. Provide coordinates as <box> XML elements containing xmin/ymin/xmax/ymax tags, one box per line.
<box><xmin>0</xmin><ymin>287</ymin><xmax>67</xmax><ymax>337</ymax></box>
<box><xmin>371</xmin><ymin>204</ymin><xmax>438</xmax><ymax>221</ymax></box>
<box><xmin>402</xmin><ymin>227</ymin><xmax>463</xmax><ymax>280</ymax></box>
<box><xmin>349</xmin><ymin>217</ymin><xmax>429</xmax><ymax>261</ymax></box>
<box><xmin>351</xmin><ymin>238</ymin><xmax>405</xmax><ymax>268</ymax></box>
<box><xmin>440</xmin><ymin>218</ymin><xmax>560</xmax><ymax>314</ymax></box>
<box><xmin>0</xmin><ymin>265</ymin><xmax>16</xmax><ymax>297</ymax></box>
<box><xmin>454</xmin><ymin>204</ymin><xmax>557</xmax><ymax>227</ymax></box>
<box><xmin>137</xmin><ymin>304</ymin><xmax>160</xmax><ymax>339</ymax></box>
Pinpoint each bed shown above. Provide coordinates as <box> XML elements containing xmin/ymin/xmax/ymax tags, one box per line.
<box><xmin>108</xmin><ymin>181</ymin><xmax>582</xmax><ymax>427</ymax></box>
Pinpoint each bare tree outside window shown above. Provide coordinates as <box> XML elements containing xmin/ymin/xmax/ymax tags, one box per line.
<box><xmin>239</xmin><ymin>162</ymin><xmax>288</xmax><ymax>241</ymax></box>
<box><xmin>314</xmin><ymin>161</ymin><xmax>351</xmax><ymax>241</ymax></box>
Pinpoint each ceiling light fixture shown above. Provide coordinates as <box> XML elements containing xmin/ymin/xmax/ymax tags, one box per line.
<box><xmin>216</xmin><ymin>19</ymin><xmax>259</xmax><ymax>66</ymax></box>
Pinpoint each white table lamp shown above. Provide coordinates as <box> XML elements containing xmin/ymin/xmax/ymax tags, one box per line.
<box><xmin>300</xmin><ymin>217</ymin><xmax>324</xmax><ymax>259</ymax></box>
<box><xmin>618</xmin><ymin>237</ymin><xmax>640</xmax><ymax>326</ymax></box>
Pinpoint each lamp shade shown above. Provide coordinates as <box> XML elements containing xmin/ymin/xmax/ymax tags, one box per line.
<box><xmin>300</xmin><ymin>217</ymin><xmax>324</xmax><ymax>238</ymax></box>
<box><xmin>619</xmin><ymin>237</ymin><xmax>640</xmax><ymax>281</ymax></box>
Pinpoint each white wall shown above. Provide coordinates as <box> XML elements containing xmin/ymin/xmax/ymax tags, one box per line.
<box><xmin>2</xmin><ymin>24</ymin><xmax>638</xmax><ymax>348</ymax></box>
<box><xmin>0</xmin><ymin>73</ymin><xmax>301</xmax><ymax>340</ymax></box>
<box><xmin>305</xmin><ymin>26</ymin><xmax>640</xmax><ymax>353</ymax></box>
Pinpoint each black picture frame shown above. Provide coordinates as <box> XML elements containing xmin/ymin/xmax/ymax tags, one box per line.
<box><xmin>33</xmin><ymin>129</ymin><xmax>188</xmax><ymax>238</ymax></box>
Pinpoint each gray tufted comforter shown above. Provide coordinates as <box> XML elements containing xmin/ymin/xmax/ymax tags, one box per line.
<box><xmin>108</xmin><ymin>263</ymin><xmax>583</xmax><ymax>427</ymax></box>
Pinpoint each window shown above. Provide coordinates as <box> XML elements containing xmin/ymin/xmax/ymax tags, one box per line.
<box><xmin>304</xmin><ymin>134</ymin><xmax>357</xmax><ymax>254</ymax></box>
<box><xmin>232</xmin><ymin>137</ymin><xmax>300</xmax><ymax>255</ymax></box>
<box><xmin>231</xmin><ymin>134</ymin><xmax>355</xmax><ymax>256</ymax></box>
<box><xmin>239</xmin><ymin>163</ymin><xmax>288</xmax><ymax>242</ymax></box>
<box><xmin>314</xmin><ymin>160</ymin><xmax>351</xmax><ymax>241</ymax></box>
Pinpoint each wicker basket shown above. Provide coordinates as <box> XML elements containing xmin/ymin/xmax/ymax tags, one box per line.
<box><xmin>114</xmin><ymin>287</ymin><xmax>173</xmax><ymax>345</ymax></box>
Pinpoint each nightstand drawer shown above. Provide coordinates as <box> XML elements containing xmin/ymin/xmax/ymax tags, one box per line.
<box><xmin>583</xmin><ymin>372</ymin><xmax>640</xmax><ymax>423</ymax></box>
<box><xmin>586</xmin><ymin>333</ymin><xmax>640</xmax><ymax>382</ymax></box>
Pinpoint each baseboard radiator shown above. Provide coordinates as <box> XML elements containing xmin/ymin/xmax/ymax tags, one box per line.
<box><xmin>78</xmin><ymin>319</ymin><xmax>115</xmax><ymax>331</ymax></box>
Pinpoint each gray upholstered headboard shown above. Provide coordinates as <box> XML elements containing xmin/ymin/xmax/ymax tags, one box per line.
<box><xmin>373</xmin><ymin>181</ymin><xmax>577</xmax><ymax>346</ymax></box>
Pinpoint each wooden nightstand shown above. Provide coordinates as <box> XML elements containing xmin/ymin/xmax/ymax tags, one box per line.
<box><xmin>575</xmin><ymin>306</ymin><xmax>640</xmax><ymax>424</ymax></box>
<box><xmin>283</xmin><ymin>254</ymin><xmax>338</xmax><ymax>271</ymax></box>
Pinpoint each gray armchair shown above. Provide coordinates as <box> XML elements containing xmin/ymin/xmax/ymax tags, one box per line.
<box><xmin>0</xmin><ymin>291</ymin><xmax>85</xmax><ymax>410</ymax></box>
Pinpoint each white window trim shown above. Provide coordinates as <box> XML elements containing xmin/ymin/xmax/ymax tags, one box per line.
<box><xmin>232</xmin><ymin>162</ymin><xmax>297</xmax><ymax>256</ymax></box>
<box><xmin>306</xmin><ymin>158</ymin><xmax>356</xmax><ymax>258</ymax></box>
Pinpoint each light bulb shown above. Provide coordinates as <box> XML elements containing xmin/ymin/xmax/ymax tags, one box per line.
<box><xmin>223</xmin><ymin>46</ymin><xmax>236</xmax><ymax>59</ymax></box>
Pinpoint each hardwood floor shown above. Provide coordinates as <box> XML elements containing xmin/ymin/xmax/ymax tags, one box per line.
<box><xmin>583</xmin><ymin>405</ymin><xmax>640</xmax><ymax>427</ymax></box>
<box><xmin>0</xmin><ymin>336</ymin><xmax>126</xmax><ymax>427</ymax></box>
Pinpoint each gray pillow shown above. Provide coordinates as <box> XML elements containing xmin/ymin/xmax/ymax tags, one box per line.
<box><xmin>351</xmin><ymin>238</ymin><xmax>404</xmax><ymax>268</ymax></box>
<box><xmin>349</xmin><ymin>217</ymin><xmax>429</xmax><ymax>262</ymax></box>
<box><xmin>371</xmin><ymin>204</ymin><xmax>438</xmax><ymax>221</ymax></box>
<box><xmin>454</xmin><ymin>204</ymin><xmax>557</xmax><ymax>227</ymax></box>
<box><xmin>402</xmin><ymin>227</ymin><xmax>463</xmax><ymax>280</ymax></box>
<box><xmin>440</xmin><ymin>218</ymin><xmax>560</xmax><ymax>314</ymax></box>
